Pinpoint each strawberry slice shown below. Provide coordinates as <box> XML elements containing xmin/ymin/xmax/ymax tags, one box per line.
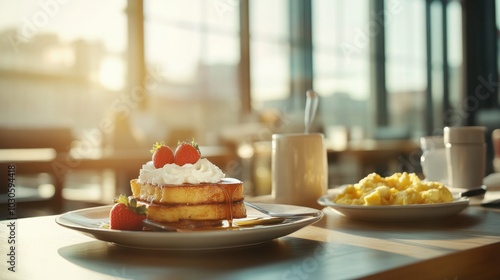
<box><xmin>109</xmin><ymin>195</ymin><xmax>147</xmax><ymax>231</ymax></box>
<box><xmin>151</xmin><ymin>141</ymin><xmax>175</xmax><ymax>168</ymax></box>
<box><xmin>174</xmin><ymin>139</ymin><xmax>201</xmax><ymax>166</ymax></box>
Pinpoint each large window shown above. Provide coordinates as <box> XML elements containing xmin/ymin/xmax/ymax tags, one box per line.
<box><xmin>0</xmin><ymin>0</ymin><xmax>127</xmax><ymax>130</ymax></box>
<box><xmin>0</xmin><ymin>0</ymin><xmax>475</xmax><ymax>144</ymax></box>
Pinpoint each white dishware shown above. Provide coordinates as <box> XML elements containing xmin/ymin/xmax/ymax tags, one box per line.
<box><xmin>271</xmin><ymin>133</ymin><xmax>328</xmax><ymax>209</ymax></box>
<box><xmin>420</xmin><ymin>135</ymin><xmax>448</xmax><ymax>184</ymax></box>
<box><xmin>444</xmin><ymin>126</ymin><xmax>486</xmax><ymax>189</ymax></box>
<box><xmin>483</xmin><ymin>172</ymin><xmax>500</xmax><ymax>190</ymax></box>
<box><xmin>317</xmin><ymin>192</ymin><xmax>469</xmax><ymax>222</ymax></box>
<box><xmin>55</xmin><ymin>203</ymin><xmax>323</xmax><ymax>250</ymax></box>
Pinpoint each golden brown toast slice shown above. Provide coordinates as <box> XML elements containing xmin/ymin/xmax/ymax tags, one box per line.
<box><xmin>130</xmin><ymin>178</ymin><xmax>244</xmax><ymax>205</ymax></box>
<box><xmin>144</xmin><ymin>201</ymin><xmax>246</xmax><ymax>223</ymax></box>
<box><xmin>130</xmin><ymin>178</ymin><xmax>247</xmax><ymax>224</ymax></box>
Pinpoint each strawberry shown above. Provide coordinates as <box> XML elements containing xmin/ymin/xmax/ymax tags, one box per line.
<box><xmin>109</xmin><ymin>195</ymin><xmax>147</xmax><ymax>231</ymax></box>
<box><xmin>174</xmin><ymin>139</ymin><xmax>201</xmax><ymax>166</ymax></box>
<box><xmin>151</xmin><ymin>141</ymin><xmax>175</xmax><ymax>168</ymax></box>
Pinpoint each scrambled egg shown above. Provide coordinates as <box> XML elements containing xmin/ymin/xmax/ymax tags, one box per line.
<box><xmin>333</xmin><ymin>172</ymin><xmax>453</xmax><ymax>206</ymax></box>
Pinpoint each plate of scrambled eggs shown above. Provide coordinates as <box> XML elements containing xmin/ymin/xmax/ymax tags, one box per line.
<box><xmin>318</xmin><ymin>172</ymin><xmax>469</xmax><ymax>222</ymax></box>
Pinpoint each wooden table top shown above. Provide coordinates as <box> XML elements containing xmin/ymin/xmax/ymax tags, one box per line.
<box><xmin>1</xmin><ymin>202</ymin><xmax>500</xmax><ymax>279</ymax></box>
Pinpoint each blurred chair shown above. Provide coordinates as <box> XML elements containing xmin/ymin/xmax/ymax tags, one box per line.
<box><xmin>0</xmin><ymin>127</ymin><xmax>74</xmax><ymax>217</ymax></box>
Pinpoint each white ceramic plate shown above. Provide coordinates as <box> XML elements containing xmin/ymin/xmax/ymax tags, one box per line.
<box><xmin>317</xmin><ymin>193</ymin><xmax>469</xmax><ymax>222</ymax></box>
<box><xmin>56</xmin><ymin>203</ymin><xmax>323</xmax><ymax>250</ymax></box>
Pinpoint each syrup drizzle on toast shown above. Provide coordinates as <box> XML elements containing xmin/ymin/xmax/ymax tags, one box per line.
<box><xmin>217</xmin><ymin>183</ymin><xmax>240</xmax><ymax>227</ymax></box>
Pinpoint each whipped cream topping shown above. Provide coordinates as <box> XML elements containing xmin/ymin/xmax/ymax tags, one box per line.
<box><xmin>138</xmin><ymin>158</ymin><xmax>225</xmax><ymax>185</ymax></box>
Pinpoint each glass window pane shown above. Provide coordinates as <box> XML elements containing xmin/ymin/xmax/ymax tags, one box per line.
<box><xmin>312</xmin><ymin>0</ymin><xmax>370</xmax><ymax>130</ymax></box>
<box><xmin>144</xmin><ymin>0</ymin><xmax>241</xmax><ymax>144</ymax></box>
<box><xmin>144</xmin><ymin>0</ymin><xmax>239</xmax><ymax>93</ymax></box>
<box><xmin>207</xmin><ymin>0</ymin><xmax>240</xmax><ymax>33</ymax></box>
<box><xmin>145</xmin><ymin>23</ymin><xmax>201</xmax><ymax>84</ymax></box>
<box><xmin>146</xmin><ymin>0</ymin><xmax>202</xmax><ymax>25</ymax></box>
<box><xmin>447</xmin><ymin>1</ymin><xmax>462</xmax><ymax>108</ymax></box>
<box><xmin>429</xmin><ymin>1</ymin><xmax>444</xmax><ymax>130</ymax></box>
<box><xmin>250</xmin><ymin>40</ymin><xmax>290</xmax><ymax>103</ymax></box>
<box><xmin>385</xmin><ymin>0</ymin><xmax>426</xmax><ymax>136</ymax></box>
<box><xmin>205</xmin><ymin>32</ymin><xmax>239</xmax><ymax>65</ymax></box>
<box><xmin>250</xmin><ymin>0</ymin><xmax>289</xmax><ymax>40</ymax></box>
<box><xmin>250</xmin><ymin>0</ymin><xmax>290</xmax><ymax>109</ymax></box>
<box><xmin>0</xmin><ymin>0</ymin><xmax>127</xmax><ymax>129</ymax></box>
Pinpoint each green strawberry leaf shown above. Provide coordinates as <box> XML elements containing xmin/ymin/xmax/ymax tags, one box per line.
<box><xmin>113</xmin><ymin>194</ymin><xmax>147</xmax><ymax>216</ymax></box>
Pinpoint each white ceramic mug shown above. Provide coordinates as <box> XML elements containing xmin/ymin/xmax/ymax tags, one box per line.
<box><xmin>271</xmin><ymin>133</ymin><xmax>328</xmax><ymax>209</ymax></box>
<box><xmin>444</xmin><ymin>126</ymin><xmax>486</xmax><ymax>189</ymax></box>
